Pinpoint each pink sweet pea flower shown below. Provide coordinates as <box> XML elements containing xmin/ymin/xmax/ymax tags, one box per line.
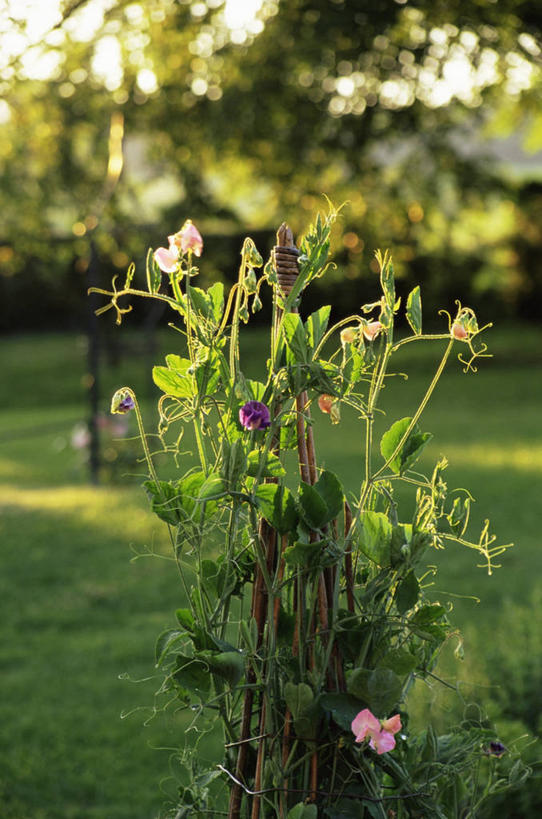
<box><xmin>351</xmin><ymin>708</ymin><xmax>401</xmax><ymax>755</ymax></box>
<box><xmin>154</xmin><ymin>245</ymin><xmax>179</xmax><ymax>273</ymax></box>
<box><xmin>169</xmin><ymin>220</ymin><xmax>203</xmax><ymax>257</ymax></box>
<box><xmin>363</xmin><ymin>321</ymin><xmax>383</xmax><ymax>342</ymax></box>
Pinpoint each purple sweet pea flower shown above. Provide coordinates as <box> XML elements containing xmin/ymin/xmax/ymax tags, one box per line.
<box><xmin>239</xmin><ymin>400</ymin><xmax>271</xmax><ymax>431</ymax></box>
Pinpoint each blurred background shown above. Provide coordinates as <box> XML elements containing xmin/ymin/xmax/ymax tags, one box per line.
<box><xmin>1</xmin><ymin>1</ymin><xmax>542</xmax><ymax>817</ymax></box>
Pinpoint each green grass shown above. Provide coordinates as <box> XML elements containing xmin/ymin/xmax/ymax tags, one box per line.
<box><xmin>1</xmin><ymin>323</ymin><xmax>542</xmax><ymax>817</ymax></box>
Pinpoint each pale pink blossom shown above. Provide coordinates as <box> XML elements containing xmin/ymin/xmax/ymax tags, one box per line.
<box><xmin>363</xmin><ymin>321</ymin><xmax>383</xmax><ymax>342</ymax></box>
<box><xmin>451</xmin><ymin>322</ymin><xmax>468</xmax><ymax>340</ymax></box>
<box><xmin>154</xmin><ymin>245</ymin><xmax>179</xmax><ymax>273</ymax></box>
<box><xmin>169</xmin><ymin>220</ymin><xmax>203</xmax><ymax>257</ymax></box>
<box><xmin>351</xmin><ymin>708</ymin><xmax>401</xmax><ymax>755</ymax></box>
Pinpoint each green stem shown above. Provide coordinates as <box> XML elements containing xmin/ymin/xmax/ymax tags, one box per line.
<box><xmin>229</xmin><ymin>257</ymin><xmax>245</xmax><ymax>375</ymax></box>
<box><xmin>184</xmin><ymin>252</ymin><xmax>195</xmax><ymax>364</ymax></box>
<box><xmin>390</xmin><ymin>332</ymin><xmax>450</xmax><ymax>352</ymax></box>
<box><xmin>193</xmin><ymin>408</ymin><xmax>208</xmax><ymax>473</ymax></box>
<box><xmin>373</xmin><ymin>339</ymin><xmax>453</xmax><ymax>480</ymax></box>
<box><xmin>312</xmin><ymin>314</ymin><xmax>364</xmax><ymax>360</ymax></box>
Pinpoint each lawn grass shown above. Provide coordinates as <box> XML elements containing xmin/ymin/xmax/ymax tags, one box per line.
<box><xmin>1</xmin><ymin>322</ymin><xmax>542</xmax><ymax>817</ymax></box>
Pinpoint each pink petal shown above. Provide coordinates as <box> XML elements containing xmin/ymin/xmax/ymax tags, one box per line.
<box><xmin>351</xmin><ymin>709</ymin><xmax>380</xmax><ymax>743</ymax></box>
<box><xmin>363</xmin><ymin>321</ymin><xmax>383</xmax><ymax>342</ymax></box>
<box><xmin>451</xmin><ymin>322</ymin><xmax>468</xmax><ymax>340</ymax></box>
<box><xmin>179</xmin><ymin>220</ymin><xmax>203</xmax><ymax>257</ymax></box>
<box><xmin>154</xmin><ymin>246</ymin><xmax>179</xmax><ymax>273</ymax></box>
<box><xmin>381</xmin><ymin>714</ymin><xmax>402</xmax><ymax>735</ymax></box>
<box><xmin>371</xmin><ymin>730</ymin><xmax>396</xmax><ymax>754</ymax></box>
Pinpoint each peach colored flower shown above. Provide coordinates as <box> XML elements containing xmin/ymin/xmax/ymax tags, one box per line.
<box><xmin>318</xmin><ymin>394</ymin><xmax>334</xmax><ymax>414</ymax></box>
<box><xmin>363</xmin><ymin>321</ymin><xmax>383</xmax><ymax>342</ymax></box>
<box><xmin>351</xmin><ymin>708</ymin><xmax>401</xmax><ymax>755</ymax></box>
<box><xmin>340</xmin><ymin>326</ymin><xmax>358</xmax><ymax>345</ymax></box>
<box><xmin>317</xmin><ymin>394</ymin><xmax>340</xmax><ymax>423</ymax></box>
<box><xmin>451</xmin><ymin>322</ymin><xmax>468</xmax><ymax>340</ymax></box>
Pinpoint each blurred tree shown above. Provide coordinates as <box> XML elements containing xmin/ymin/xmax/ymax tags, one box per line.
<box><xmin>0</xmin><ymin>0</ymin><xmax>541</xmax><ymax>327</ymax></box>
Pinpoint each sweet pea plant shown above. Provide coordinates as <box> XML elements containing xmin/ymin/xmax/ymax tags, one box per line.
<box><xmin>92</xmin><ymin>209</ymin><xmax>523</xmax><ymax>818</ymax></box>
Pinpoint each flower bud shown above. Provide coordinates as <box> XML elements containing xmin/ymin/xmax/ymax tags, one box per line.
<box><xmin>244</xmin><ymin>267</ymin><xmax>258</xmax><ymax>294</ymax></box>
<box><xmin>111</xmin><ymin>388</ymin><xmax>135</xmax><ymax>414</ymax></box>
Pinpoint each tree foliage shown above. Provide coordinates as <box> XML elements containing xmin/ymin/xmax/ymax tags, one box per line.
<box><xmin>0</xmin><ymin>0</ymin><xmax>541</xmax><ymax>327</ymax></box>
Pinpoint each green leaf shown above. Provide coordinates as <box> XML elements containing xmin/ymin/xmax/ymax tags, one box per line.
<box><xmin>220</xmin><ymin>440</ymin><xmax>247</xmax><ymax>488</ymax></box>
<box><xmin>358</xmin><ymin>511</ymin><xmax>393</xmax><ymax>566</ymax></box>
<box><xmin>284</xmin><ymin>682</ymin><xmax>314</xmax><ymax>720</ymax></box>
<box><xmin>247</xmin><ymin>450</ymin><xmax>285</xmax><ymax>478</ymax></box>
<box><xmin>380</xmin><ymin>649</ymin><xmax>417</xmax><ymax>675</ymax></box>
<box><xmin>155</xmin><ymin>629</ymin><xmax>184</xmax><ymax>666</ymax></box>
<box><xmin>284</xmin><ymin>682</ymin><xmax>319</xmax><ymax>744</ymax></box>
<box><xmin>175</xmin><ymin>608</ymin><xmax>195</xmax><ymax>631</ymax></box>
<box><xmin>341</xmin><ymin>346</ymin><xmax>365</xmax><ymax>393</ymax></box>
<box><xmin>196</xmin><ymin>650</ymin><xmax>244</xmax><ymax>686</ymax></box>
<box><xmin>395</xmin><ymin>571</ymin><xmax>420</xmax><ymax>614</ymax></box>
<box><xmin>176</xmin><ymin>472</ymin><xmax>207</xmax><ymax>517</ymax></box>
<box><xmin>283</xmin><ymin>539</ymin><xmax>326</xmax><ymax>568</ymax></box>
<box><xmin>380</xmin><ymin>417</ymin><xmax>433</xmax><ymax>475</ymax></box>
<box><xmin>146</xmin><ymin>247</ymin><xmax>162</xmax><ymax>294</ymax></box>
<box><xmin>314</xmin><ymin>470</ymin><xmax>344</xmax><ymax>522</ymax></box>
<box><xmin>255</xmin><ymin>484</ymin><xmax>298</xmax><ymax>534</ymax></box>
<box><xmin>305</xmin><ymin>306</ymin><xmax>331</xmax><ymax>351</ymax></box>
<box><xmin>406</xmin><ymin>285</ymin><xmax>422</xmax><ymax>335</ymax></box>
<box><xmin>347</xmin><ymin>667</ymin><xmax>403</xmax><ymax>714</ymax></box>
<box><xmin>378</xmin><ymin>250</ymin><xmax>395</xmax><ymax>308</ymax></box>
<box><xmin>298</xmin><ymin>481</ymin><xmax>329</xmax><ymax>529</ymax></box>
<box><xmin>189</xmin><ymin>282</ymin><xmax>224</xmax><ymax>325</ymax></box>
<box><xmin>411</xmin><ymin>604</ymin><xmax>446</xmax><ymax>625</ymax></box>
<box><xmin>143</xmin><ymin>480</ymin><xmax>182</xmax><ymax>525</ymax></box>
<box><xmin>288</xmin><ymin>804</ymin><xmax>318</xmax><ymax>819</ymax></box>
<box><xmin>194</xmin><ymin>349</ymin><xmax>221</xmax><ymax>396</ymax></box>
<box><xmin>153</xmin><ymin>361</ymin><xmax>194</xmax><ymax>398</ymax></box>
<box><xmin>208</xmin><ymin>281</ymin><xmax>225</xmax><ymax>323</ymax></box>
<box><xmin>283</xmin><ymin>313</ymin><xmax>309</xmax><ymax>364</ymax></box>
<box><xmin>320</xmin><ymin>693</ymin><xmax>364</xmax><ymax>732</ymax></box>
<box><xmin>246</xmin><ymin>379</ymin><xmax>266</xmax><ymax>401</ymax></box>
<box><xmin>198</xmin><ymin>473</ymin><xmax>225</xmax><ymax>500</ymax></box>
<box><xmin>172</xmin><ymin>655</ymin><xmax>210</xmax><ymax>701</ymax></box>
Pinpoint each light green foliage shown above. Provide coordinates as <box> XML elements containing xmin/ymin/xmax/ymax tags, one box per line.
<box><xmin>87</xmin><ymin>208</ymin><xmax>520</xmax><ymax>817</ymax></box>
